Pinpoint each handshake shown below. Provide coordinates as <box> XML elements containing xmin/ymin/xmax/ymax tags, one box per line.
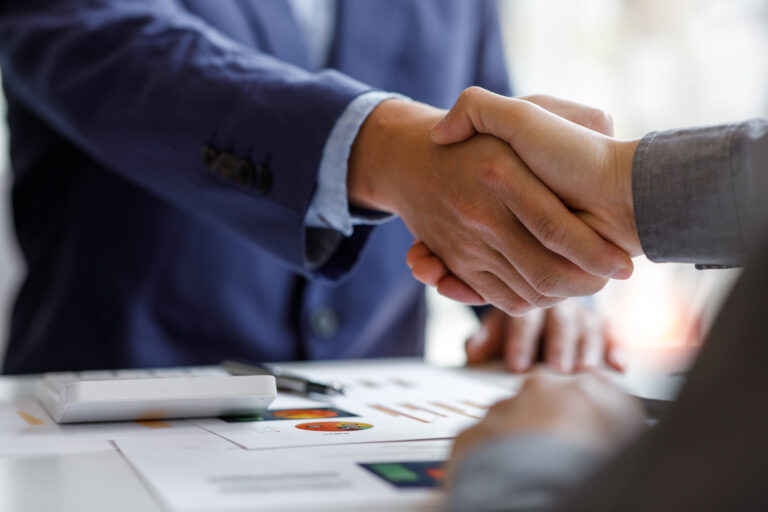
<box><xmin>348</xmin><ymin>87</ymin><xmax>643</xmax><ymax>315</ymax></box>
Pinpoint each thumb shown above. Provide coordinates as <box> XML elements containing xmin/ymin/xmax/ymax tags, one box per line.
<box><xmin>430</xmin><ymin>87</ymin><xmax>519</xmax><ymax>145</ymax></box>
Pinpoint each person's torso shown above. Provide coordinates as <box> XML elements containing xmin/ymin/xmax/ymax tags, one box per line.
<box><xmin>2</xmin><ymin>0</ymin><xmax>502</xmax><ymax>373</ymax></box>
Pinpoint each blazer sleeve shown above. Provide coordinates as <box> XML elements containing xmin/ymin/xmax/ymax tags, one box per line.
<box><xmin>633</xmin><ymin>119</ymin><xmax>768</xmax><ymax>267</ymax></box>
<box><xmin>0</xmin><ymin>0</ymin><xmax>377</xmax><ymax>280</ymax></box>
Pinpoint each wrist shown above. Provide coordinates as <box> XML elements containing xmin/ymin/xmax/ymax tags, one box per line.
<box><xmin>347</xmin><ymin>99</ymin><xmax>444</xmax><ymax>214</ymax></box>
<box><xmin>610</xmin><ymin>138</ymin><xmax>642</xmax><ymax>256</ymax></box>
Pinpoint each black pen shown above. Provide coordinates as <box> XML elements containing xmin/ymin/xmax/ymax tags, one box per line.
<box><xmin>221</xmin><ymin>360</ymin><xmax>345</xmax><ymax>396</ymax></box>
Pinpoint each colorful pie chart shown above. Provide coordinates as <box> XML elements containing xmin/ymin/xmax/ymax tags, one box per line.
<box><xmin>295</xmin><ymin>421</ymin><xmax>374</xmax><ymax>432</ymax></box>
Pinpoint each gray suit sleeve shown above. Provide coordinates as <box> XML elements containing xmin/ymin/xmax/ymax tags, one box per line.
<box><xmin>633</xmin><ymin>119</ymin><xmax>768</xmax><ymax>265</ymax></box>
<box><xmin>444</xmin><ymin>435</ymin><xmax>602</xmax><ymax>512</ymax></box>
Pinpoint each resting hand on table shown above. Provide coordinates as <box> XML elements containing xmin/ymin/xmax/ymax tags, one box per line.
<box><xmin>464</xmin><ymin>302</ymin><xmax>624</xmax><ymax>374</ymax></box>
<box><xmin>407</xmin><ymin>90</ymin><xmax>641</xmax><ymax>306</ymax></box>
<box><xmin>449</xmin><ymin>373</ymin><xmax>646</xmax><ymax>474</ymax></box>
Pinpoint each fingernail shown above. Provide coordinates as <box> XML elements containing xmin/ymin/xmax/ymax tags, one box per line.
<box><xmin>612</xmin><ymin>266</ymin><xmax>633</xmax><ymax>280</ymax></box>
<box><xmin>467</xmin><ymin>326</ymin><xmax>488</xmax><ymax>348</ymax></box>
<box><xmin>560</xmin><ymin>355</ymin><xmax>575</xmax><ymax>373</ymax></box>
<box><xmin>611</xmin><ymin>349</ymin><xmax>629</xmax><ymax>370</ymax></box>
<box><xmin>513</xmin><ymin>357</ymin><xmax>529</xmax><ymax>372</ymax></box>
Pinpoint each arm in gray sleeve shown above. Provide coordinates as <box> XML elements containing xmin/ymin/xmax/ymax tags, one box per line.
<box><xmin>632</xmin><ymin>119</ymin><xmax>768</xmax><ymax>266</ymax></box>
<box><xmin>444</xmin><ymin>435</ymin><xmax>602</xmax><ymax>512</ymax></box>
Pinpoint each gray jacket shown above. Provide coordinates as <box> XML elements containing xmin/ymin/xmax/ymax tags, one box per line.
<box><xmin>446</xmin><ymin>120</ymin><xmax>768</xmax><ymax>512</ymax></box>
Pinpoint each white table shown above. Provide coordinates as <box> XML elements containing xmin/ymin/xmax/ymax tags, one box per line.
<box><xmin>0</xmin><ymin>358</ymin><xmax>683</xmax><ymax>512</ymax></box>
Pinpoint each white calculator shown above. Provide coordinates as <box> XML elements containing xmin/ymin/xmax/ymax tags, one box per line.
<box><xmin>38</xmin><ymin>366</ymin><xmax>277</xmax><ymax>423</ymax></box>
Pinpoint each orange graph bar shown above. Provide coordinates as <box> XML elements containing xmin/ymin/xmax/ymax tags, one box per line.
<box><xmin>461</xmin><ymin>400</ymin><xmax>491</xmax><ymax>410</ymax></box>
<box><xmin>369</xmin><ymin>404</ymin><xmax>430</xmax><ymax>424</ymax></box>
<box><xmin>400</xmin><ymin>403</ymin><xmax>448</xmax><ymax>418</ymax></box>
<box><xmin>17</xmin><ymin>411</ymin><xmax>45</xmax><ymax>426</ymax></box>
<box><xmin>430</xmin><ymin>402</ymin><xmax>482</xmax><ymax>420</ymax></box>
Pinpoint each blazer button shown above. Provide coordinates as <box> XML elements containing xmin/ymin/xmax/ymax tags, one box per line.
<box><xmin>212</xmin><ymin>152</ymin><xmax>239</xmax><ymax>180</ymax></box>
<box><xmin>233</xmin><ymin>160</ymin><xmax>255</xmax><ymax>188</ymax></box>
<box><xmin>253</xmin><ymin>163</ymin><xmax>272</xmax><ymax>196</ymax></box>
<box><xmin>212</xmin><ymin>153</ymin><xmax>253</xmax><ymax>187</ymax></box>
<box><xmin>310</xmin><ymin>307</ymin><xmax>340</xmax><ymax>339</ymax></box>
<box><xmin>201</xmin><ymin>145</ymin><xmax>218</xmax><ymax>169</ymax></box>
<box><xmin>205</xmin><ymin>151</ymin><xmax>272</xmax><ymax>196</ymax></box>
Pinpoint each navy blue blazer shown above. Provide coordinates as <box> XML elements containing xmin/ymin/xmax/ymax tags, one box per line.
<box><xmin>0</xmin><ymin>0</ymin><xmax>510</xmax><ymax>373</ymax></box>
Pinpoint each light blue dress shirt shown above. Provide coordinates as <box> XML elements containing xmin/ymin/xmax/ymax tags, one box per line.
<box><xmin>288</xmin><ymin>0</ymin><xmax>399</xmax><ymax>236</ymax></box>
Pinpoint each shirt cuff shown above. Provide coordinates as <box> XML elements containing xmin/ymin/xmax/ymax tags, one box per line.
<box><xmin>304</xmin><ymin>91</ymin><xmax>406</xmax><ymax>236</ymax></box>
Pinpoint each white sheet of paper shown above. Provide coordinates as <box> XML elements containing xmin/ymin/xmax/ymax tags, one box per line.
<box><xmin>194</xmin><ymin>365</ymin><xmax>514</xmax><ymax>450</ymax></box>
<box><xmin>115</xmin><ymin>433</ymin><xmax>450</xmax><ymax>512</ymax></box>
<box><xmin>0</xmin><ymin>399</ymin><xmax>207</xmax><ymax>457</ymax></box>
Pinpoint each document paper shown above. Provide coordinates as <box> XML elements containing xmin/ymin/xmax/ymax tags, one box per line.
<box><xmin>193</xmin><ymin>364</ymin><xmax>514</xmax><ymax>450</ymax></box>
<box><xmin>115</xmin><ymin>433</ymin><xmax>450</xmax><ymax>512</ymax></box>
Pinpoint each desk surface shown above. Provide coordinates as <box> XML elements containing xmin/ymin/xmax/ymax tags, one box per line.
<box><xmin>0</xmin><ymin>358</ymin><xmax>682</xmax><ymax>512</ymax></box>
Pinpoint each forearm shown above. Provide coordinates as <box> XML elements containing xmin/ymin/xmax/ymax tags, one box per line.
<box><xmin>632</xmin><ymin>119</ymin><xmax>768</xmax><ymax>266</ymax></box>
<box><xmin>0</xmin><ymin>0</ymin><xmax>371</xmax><ymax>274</ymax></box>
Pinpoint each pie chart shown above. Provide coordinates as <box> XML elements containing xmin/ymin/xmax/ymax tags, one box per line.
<box><xmin>295</xmin><ymin>421</ymin><xmax>374</xmax><ymax>432</ymax></box>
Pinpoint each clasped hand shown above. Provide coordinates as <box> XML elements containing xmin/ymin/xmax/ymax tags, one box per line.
<box><xmin>349</xmin><ymin>89</ymin><xmax>639</xmax><ymax>318</ymax></box>
<box><xmin>402</xmin><ymin>88</ymin><xmax>644</xmax><ymax>311</ymax></box>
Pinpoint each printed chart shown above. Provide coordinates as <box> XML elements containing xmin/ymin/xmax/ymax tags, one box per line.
<box><xmin>194</xmin><ymin>364</ymin><xmax>514</xmax><ymax>450</ymax></box>
<box><xmin>295</xmin><ymin>421</ymin><xmax>373</xmax><ymax>432</ymax></box>
<box><xmin>220</xmin><ymin>407</ymin><xmax>357</xmax><ymax>423</ymax></box>
<box><xmin>114</xmin><ymin>434</ymin><xmax>451</xmax><ymax>511</ymax></box>
<box><xmin>360</xmin><ymin>461</ymin><xmax>446</xmax><ymax>489</ymax></box>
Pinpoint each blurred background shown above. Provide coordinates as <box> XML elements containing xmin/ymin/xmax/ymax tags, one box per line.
<box><xmin>426</xmin><ymin>0</ymin><xmax>767</xmax><ymax>367</ymax></box>
<box><xmin>0</xmin><ymin>0</ymin><xmax>766</xmax><ymax>370</ymax></box>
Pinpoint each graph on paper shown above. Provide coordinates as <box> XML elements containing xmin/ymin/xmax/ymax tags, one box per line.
<box><xmin>192</xmin><ymin>364</ymin><xmax>515</xmax><ymax>450</ymax></box>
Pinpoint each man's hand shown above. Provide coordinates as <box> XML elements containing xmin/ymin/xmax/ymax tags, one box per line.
<box><xmin>463</xmin><ymin>302</ymin><xmax>625</xmax><ymax>374</ymax></box>
<box><xmin>348</xmin><ymin>99</ymin><xmax>633</xmax><ymax>315</ymax></box>
<box><xmin>449</xmin><ymin>373</ymin><xmax>645</xmax><ymax>472</ymax></box>
<box><xmin>406</xmin><ymin>90</ymin><xmax>641</xmax><ymax>306</ymax></box>
<box><xmin>432</xmin><ymin>88</ymin><xmax>642</xmax><ymax>256</ymax></box>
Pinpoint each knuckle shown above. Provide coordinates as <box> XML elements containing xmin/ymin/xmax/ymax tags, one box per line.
<box><xmin>460</xmin><ymin>204</ymin><xmax>494</xmax><ymax>235</ymax></box>
<box><xmin>529</xmin><ymin>268</ymin><xmax>562</xmax><ymax>296</ymax></box>
<box><xmin>535</xmin><ymin>212</ymin><xmax>570</xmax><ymax>252</ymax></box>
<box><xmin>505</xmin><ymin>297</ymin><xmax>534</xmax><ymax>317</ymax></box>
<box><xmin>453</xmin><ymin>237</ymin><xmax>486</xmax><ymax>264</ymax></box>
<box><xmin>460</xmin><ymin>86</ymin><xmax>485</xmax><ymax>104</ymax></box>
<box><xmin>476</xmin><ymin>159</ymin><xmax>507</xmax><ymax>191</ymax></box>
